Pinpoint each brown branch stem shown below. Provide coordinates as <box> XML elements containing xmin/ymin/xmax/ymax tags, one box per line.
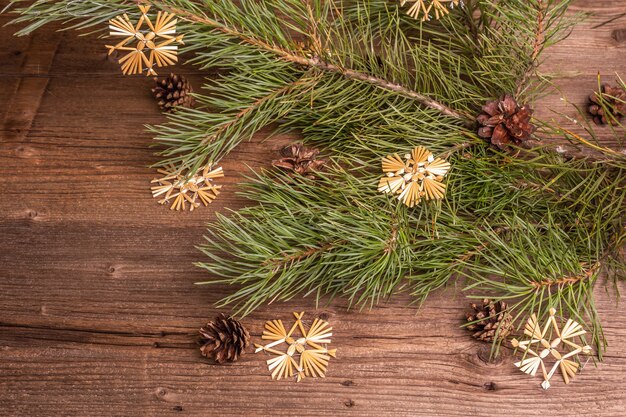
<box><xmin>263</xmin><ymin>241</ymin><xmax>344</xmax><ymax>273</ymax></box>
<box><xmin>530</xmin><ymin>262</ymin><xmax>600</xmax><ymax>289</ymax></box>
<box><xmin>515</xmin><ymin>0</ymin><xmax>547</xmax><ymax>97</ymax></box>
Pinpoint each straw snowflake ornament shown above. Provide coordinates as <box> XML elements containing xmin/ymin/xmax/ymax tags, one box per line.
<box><xmin>400</xmin><ymin>0</ymin><xmax>462</xmax><ymax>21</ymax></box>
<box><xmin>254</xmin><ymin>312</ymin><xmax>337</xmax><ymax>382</ymax></box>
<box><xmin>378</xmin><ymin>146</ymin><xmax>451</xmax><ymax>207</ymax></box>
<box><xmin>106</xmin><ymin>5</ymin><xmax>184</xmax><ymax>76</ymax></box>
<box><xmin>511</xmin><ymin>308</ymin><xmax>592</xmax><ymax>390</ymax></box>
<box><xmin>151</xmin><ymin>165</ymin><xmax>223</xmax><ymax>211</ymax></box>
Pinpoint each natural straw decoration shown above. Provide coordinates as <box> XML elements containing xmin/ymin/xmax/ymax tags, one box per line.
<box><xmin>511</xmin><ymin>308</ymin><xmax>592</xmax><ymax>390</ymax></box>
<box><xmin>378</xmin><ymin>146</ymin><xmax>451</xmax><ymax>207</ymax></box>
<box><xmin>106</xmin><ymin>5</ymin><xmax>184</xmax><ymax>76</ymax></box>
<box><xmin>254</xmin><ymin>312</ymin><xmax>337</xmax><ymax>382</ymax></box>
<box><xmin>151</xmin><ymin>165</ymin><xmax>223</xmax><ymax>211</ymax></box>
<box><xmin>399</xmin><ymin>0</ymin><xmax>462</xmax><ymax>21</ymax></box>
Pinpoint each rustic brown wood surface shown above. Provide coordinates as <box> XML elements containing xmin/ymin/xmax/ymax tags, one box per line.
<box><xmin>1</xmin><ymin>1</ymin><xmax>625</xmax><ymax>416</ymax></box>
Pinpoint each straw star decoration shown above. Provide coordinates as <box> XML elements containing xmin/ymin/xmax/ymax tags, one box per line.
<box><xmin>151</xmin><ymin>165</ymin><xmax>223</xmax><ymax>211</ymax></box>
<box><xmin>106</xmin><ymin>5</ymin><xmax>184</xmax><ymax>76</ymax></box>
<box><xmin>254</xmin><ymin>312</ymin><xmax>337</xmax><ymax>382</ymax></box>
<box><xmin>400</xmin><ymin>0</ymin><xmax>462</xmax><ymax>21</ymax></box>
<box><xmin>378</xmin><ymin>146</ymin><xmax>451</xmax><ymax>207</ymax></box>
<box><xmin>511</xmin><ymin>308</ymin><xmax>592</xmax><ymax>390</ymax></box>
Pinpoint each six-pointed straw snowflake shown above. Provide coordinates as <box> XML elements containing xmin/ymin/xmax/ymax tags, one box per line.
<box><xmin>106</xmin><ymin>5</ymin><xmax>184</xmax><ymax>76</ymax></box>
<box><xmin>151</xmin><ymin>165</ymin><xmax>223</xmax><ymax>211</ymax></box>
<box><xmin>254</xmin><ymin>312</ymin><xmax>337</xmax><ymax>382</ymax></box>
<box><xmin>378</xmin><ymin>146</ymin><xmax>451</xmax><ymax>207</ymax></box>
<box><xmin>511</xmin><ymin>308</ymin><xmax>592</xmax><ymax>390</ymax></box>
<box><xmin>400</xmin><ymin>0</ymin><xmax>462</xmax><ymax>21</ymax></box>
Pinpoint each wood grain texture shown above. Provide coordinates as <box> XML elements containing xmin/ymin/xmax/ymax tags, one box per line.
<box><xmin>1</xmin><ymin>1</ymin><xmax>625</xmax><ymax>416</ymax></box>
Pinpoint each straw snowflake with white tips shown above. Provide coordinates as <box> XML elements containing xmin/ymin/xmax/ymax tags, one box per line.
<box><xmin>151</xmin><ymin>165</ymin><xmax>223</xmax><ymax>211</ymax></box>
<box><xmin>378</xmin><ymin>146</ymin><xmax>451</xmax><ymax>207</ymax></box>
<box><xmin>254</xmin><ymin>312</ymin><xmax>337</xmax><ymax>382</ymax></box>
<box><xmin>511</xmin><ymin>308</ymin><xmax>592</xmax><ymax>390</ymax></box>
<box><xmin>106</xmin><ymin>5</ymin><xmax>184</xmax><ymax>76</ymax></box>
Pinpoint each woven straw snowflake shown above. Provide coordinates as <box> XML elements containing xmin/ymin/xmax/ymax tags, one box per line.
<box><xmin>151</xmin><ymin>165</ymin><xmax>223</xmax><ymax>211</ymax></box>
<box><xmin>511</xmin><ymin>308</ymin><xmax>592</xmax><ymax>390</ymax></box>
<box><xmin>400</xmin><ymin>0</ymin><xmax>462</xmax><ymax>21</ymax></box>
<box><xmin>378</xmin><ymin>146</ymin><xmax>451</xmax><ymax>207</ymax></box>
<box><xmin>106</xmin><ymin>5</ymin><xmax>184</xmax><ymax>76</ymax></box>
<box><xmin>254</xmin><ymin>312</ymin><xmax>337</xmax><ymax>382</ymax></box>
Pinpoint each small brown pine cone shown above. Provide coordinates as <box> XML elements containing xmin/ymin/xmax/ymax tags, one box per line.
<box><xmin>152</xmin><ymin>73</ymin><xmax>194</xmax><ymax>113</ymax></box>
<box><xmin>199</xmin><ymin>314</ymin><xmax>250</xmax><ymax>363</ymax></box>
<box><xmin>465</xmin><ymin>299</ymin><xmax>513</xmax><ymax>342</ymax></box>
<box><xmin>587</xmin><ymin>84</ymin><xmax>626</xmax><ymax>125</ymax></box>
<box><xmin>476</xmin><ymin>94</ymin><xmax>535</xmax><ymax>150</ymax></box>
<box><xmin>272</xmin><ymin>143</ymin><xmax>326</xmax><ymax>179</ymax></box>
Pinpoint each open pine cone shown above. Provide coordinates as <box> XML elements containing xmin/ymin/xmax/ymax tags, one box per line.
<box><xmin>152</xmin><ymin>73</ymin><xmax>194</xmax><ymax>113</ymax></box>
<box><xmin>199</xmin><ymin>314</ymin><xmax>250</xmax><ymax>363</ymax></box>
<box><xmin>587</xmin><ymin>84</ymin><xmax>626</xmax><ymax>125</ymax></box>
<box><xmin>272</xmin><ymin>143</ymin><xmax>325</xmax><ymax>179</ymax></box>
<box><xmin>476</xmin><ymin>94</ymin><xmax>535</xmax><ymax>150</ymax></box>
<box><xmin>465</xmin><ymin>299</ymin><xmax>513</xmax><ymax>342</ymax></box>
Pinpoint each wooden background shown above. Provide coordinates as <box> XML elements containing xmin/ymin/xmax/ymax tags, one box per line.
<box><xmin>1</xmin><ymin>1</ymin><xmax>625</xmax><ymax>415</ymax></box>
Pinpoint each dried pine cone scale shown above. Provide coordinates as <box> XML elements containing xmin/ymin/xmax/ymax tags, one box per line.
<box><xmin>199</xmin><ymin>314</ymin><xmax>250</xmax><ymax>363</ymax></box>
<box><xmin>476</xmin><ymin>94</ymin><xmax>535</xmax><ymax>150</ymax></box>
<box><xmin>587</xmin><ymin>84</ymin><xmax>626</xmax><ymax>125</ymax></box>
<box><xmin>465</xmin><ymin>299</ymin><xmax>513</xmax><ymax>342</ymax></box>
<box><xmin>152</xmin><ymin>73</ymin><xmax>194</xmax><ymax>113</ymax></box>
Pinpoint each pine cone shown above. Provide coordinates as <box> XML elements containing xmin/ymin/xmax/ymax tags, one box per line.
<box><xmin>587</xmin><ymin>84</ymin><xmax>626</xmax><ymax>125</ymax></box>
<box><xmin>199</xmin><ymin>314</ymin><xmax>250</xmax><ymax>363</ymax></box>
<box><xmin>272</xmin><ymin>143</ymin><xmax>325</xmax><ymax>179</ymax></box>
<box><xmin>465</xmin><ymin>299</ymin><xmax>513</xmax><ymax>342</ymax></box>
<box><xmin>152</xmin><ymin>73</ymin><xmax>194</xmax><ymax>113</ymax></box>
<box><xmin>476</xmin><ymin>95</ymin><xmax>535</xmax><ymax>150</ymax></box>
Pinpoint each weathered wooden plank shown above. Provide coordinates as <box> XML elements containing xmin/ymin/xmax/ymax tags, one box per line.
<box><xmin>1</xmin><ymin>288</ymin><xmax>626</xmax><ymax>416</ymax></box>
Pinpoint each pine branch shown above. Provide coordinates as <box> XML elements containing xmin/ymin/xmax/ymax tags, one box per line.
<box><xmin>160</xmin><ymin>3</ymin><xmax>469</xmax><ymax>120</ymax></box>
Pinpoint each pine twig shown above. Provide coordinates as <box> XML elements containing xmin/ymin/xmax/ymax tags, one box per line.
<box><xmin>309</xmin><ymin>58</ymin><xmax>470</xmax><ymax>120</ymax></box>
<box><xmin>530</xmin><ymin>262</ymin><xmax>600</xmax><ymax>289</ymax></box>
<box><xmin>198</xmin><ymin>74</ymin><xmax>314</xmax><ymax>147</ymax></box>
<box><xmin>516</xmin><ymin>0</ymin><xmax>547</xmax><ymax>97</ymax></box>
<box><xmin>262</xmin><ymin>241</ymin><xmax>343</xmax><ymax>273</ymax></box>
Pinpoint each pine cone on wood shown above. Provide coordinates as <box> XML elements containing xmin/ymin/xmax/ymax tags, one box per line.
<box><xmin>152</xmin><ymin>73</ymin><xmax>194</xmax><ymax>113</ymax></box>
<box><xmin>476</xmin><ymin>94</ymin><xmax>535</xmax><ymax>150</ymax></box>
<box><xmin>199</xmin><ymin>314</ymin><xmax>250</xmax><ymax>363</ymax></box>
<box><xmin>465</xmin><ymin>299</ymin><xmax>513</xmax><ymax>342</ymax></box>
<box><xmin>587</xmin><ymin>84</ymin><xmax>626</xmax><ymax>125</ymax></box>
<box><xmin>272</xmin><ymin>143</ymin><xmax>325</xmax><ymax>179</ymax></box>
